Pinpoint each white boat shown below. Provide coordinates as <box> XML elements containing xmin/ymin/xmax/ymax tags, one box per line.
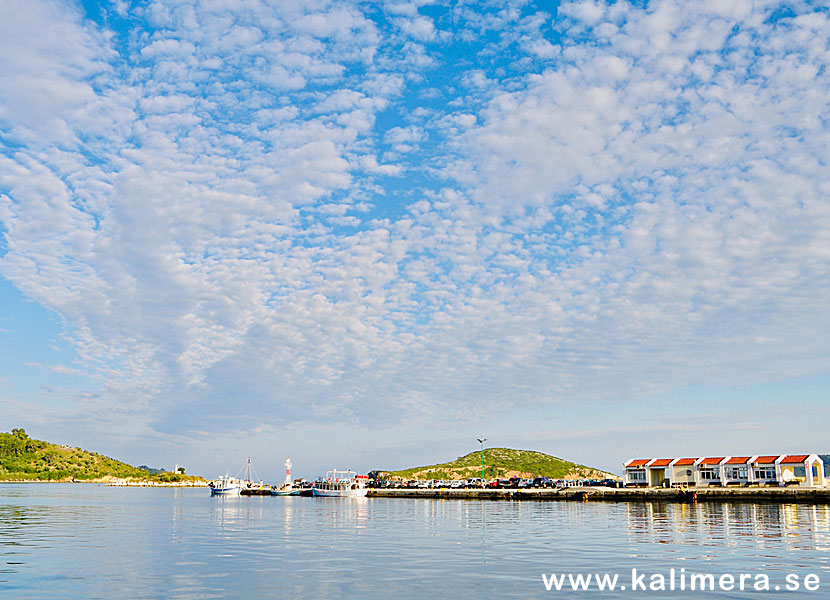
<box><xmin>209</xmin><ymin>474</ymin><xmax>243</xmax><ymax>496</ymax></box>
<box><xmin>211</xmin><ymin>457</ymin><xmax>262</xmax><ymax>496</ymax></box>
<box><xmin>312</xmin><ymin>470</ymin><xmax>369</xmax><ymax>497</ymax></box>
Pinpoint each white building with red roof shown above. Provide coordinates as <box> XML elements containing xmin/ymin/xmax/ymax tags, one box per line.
<box><xmin>622</xmin><ymin>454</ymin><xmax>826</xmax><ymax>488</ymax></box>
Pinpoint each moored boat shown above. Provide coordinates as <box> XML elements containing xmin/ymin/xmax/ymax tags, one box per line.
<box><xmin>312</xmin><ymin>470</ymin><xmax>369</xmax><ymax>497</ymax></box>
<box><xmin>272</xmin><ymin>457</ymin><xmax>301</xmax><ymax>496</ymax></box>
<box><xmin>211</xmin><ymin>457</ymin><xmax>263</xmax><ymax>496</ymax></box>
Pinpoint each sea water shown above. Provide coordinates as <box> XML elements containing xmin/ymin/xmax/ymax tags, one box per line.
<box><xmin>1</xmin><ymin>484</ymin><xmax>829</xmax><ymax>598</ymax></box>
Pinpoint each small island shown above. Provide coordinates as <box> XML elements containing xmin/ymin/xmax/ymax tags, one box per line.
<box><xmin>378</xmin><ymin>447</ymin><xmax>615</xmax><ymax>481</ymax></box>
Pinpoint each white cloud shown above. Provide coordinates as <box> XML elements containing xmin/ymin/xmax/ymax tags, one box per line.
<box><xmin>396</xmin><ymin>15</ymin><xmax>436</xmax><ymax>41</ymax></box>
<box><xmin>0</xmin><ymin>0</ymin><xmax>828</xmax><ymax>469</ymax></box>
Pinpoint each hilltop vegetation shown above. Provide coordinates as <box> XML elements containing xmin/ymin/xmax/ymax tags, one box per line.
<box><xmin>0</xmin><ymin>428</ymin><xmax>199</xmax><ymax>482</ymax></box>
<box><xmin>381</xmin><ymin>447</ymin><xmax>615</xmax><ymax>481</ymax></box>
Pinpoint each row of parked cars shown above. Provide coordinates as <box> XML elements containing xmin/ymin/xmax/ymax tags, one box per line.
<box><xmin>369</xmin><ymin>477</ymin><xmax>623</xmax><ymax>489</ymax></box>
<box><xmin>369</xmin><ymin>479</ymin><xmax>475</xmax><ymax>489</ymax></box>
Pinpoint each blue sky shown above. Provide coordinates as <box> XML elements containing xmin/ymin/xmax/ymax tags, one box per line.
<box><xmin>1</xmin><ymin>0</ymin><xmax>829</xmax><ymax>480</ymax></box>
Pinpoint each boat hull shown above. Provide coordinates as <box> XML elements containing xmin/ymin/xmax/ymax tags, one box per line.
<box><xmin>271</xmin><ymin>488</ymin><xmax>301</xmax><ymax>496</ymax></box>
<box><xmin>210</xmin><ymin>486</ymin><xmax>241</xmax><ymax>496</ymax></box>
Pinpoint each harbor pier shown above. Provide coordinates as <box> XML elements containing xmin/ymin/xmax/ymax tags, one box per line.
<box><xmin>367</xmin><ymin>486</ymin><xmax>830</xmax><ymax>503</ymax></box>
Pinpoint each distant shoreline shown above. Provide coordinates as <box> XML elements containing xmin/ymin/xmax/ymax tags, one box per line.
<box><xmin>0</xmin><ymin>478</ymin><xmax>208</xmax><ymax>487</ymax></box>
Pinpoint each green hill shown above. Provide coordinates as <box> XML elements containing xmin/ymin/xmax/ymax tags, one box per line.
<box><xmin>381</xmin><ymin>447</ymin><xmax>616</xmax><ymax>481</ymax></box>
<box><xmin>0</xmin><ymin>428</ymin><xmax>199</xmax><ymax>482</ymax></box>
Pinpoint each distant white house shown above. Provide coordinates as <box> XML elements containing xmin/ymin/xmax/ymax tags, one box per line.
<box><xmin>623</xmin><ymin>454</ymin><xmax>826</xmax><ymax>488</ymax></box>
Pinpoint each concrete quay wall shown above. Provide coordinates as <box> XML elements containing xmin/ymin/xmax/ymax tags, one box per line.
<box><xmin>367</xmin><ymin>487</ymin><xmax>830</xmax><ymax>503</ymax></box>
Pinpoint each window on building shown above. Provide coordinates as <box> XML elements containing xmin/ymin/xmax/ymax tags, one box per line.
<box><xmin>628</xmin><ymin>469</ymin><xmax>646</xmax><ymax>481</ymax></box>
<box><xmin>725</xmin><ymin>467</ymin><xmax>747</xmax><ymax>479</ymax></box>
<box><xmin>699</xmin><ymin>468</ymin><xmax>720</xmax><ymax>480</ymax></box>
<box><xmin>754</xmin><ymin>467</ymin><xmax>775</xmax><ymax>480</ymax></box>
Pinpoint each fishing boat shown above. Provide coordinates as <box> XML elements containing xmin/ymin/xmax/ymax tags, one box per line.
<box><xmin>240</xmin><ymin>456</ymin><xmax>269</xmax><ymax>492</ymax></box>
<box><xmin>210</xmin><ymin>457</ymin><xmax>263</xmax><ymax>496</ymax></box>
<box><xmin>272</xmin><ymin>457</ymin><xmax>302</xmax><ymax>496</ymax></box>
<box><xmin>209</xmin><ymin>473</ymin><xmax>243</xmax><ymax>496</ymax></box>
<box><xmin>312</xmin><ymin>469</ymin><xmax>369</xmax><ymax>497</ymax></box>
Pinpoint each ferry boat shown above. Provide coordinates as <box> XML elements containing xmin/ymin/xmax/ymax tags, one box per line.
<box><xmin>312</xmin><ymin>470</ymin><xmax>369</xmax><ymax>497</ymax></box>
<box><xmin>209</xmin><ymin>474</ymin><xmax>243</xmax><ymax>496</ymax></box>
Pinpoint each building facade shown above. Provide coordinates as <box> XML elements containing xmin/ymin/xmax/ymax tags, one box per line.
<box><xmin>622</xmin><ymin>455</ymin><xmax>826</xmax><ymax>488</ymax></box>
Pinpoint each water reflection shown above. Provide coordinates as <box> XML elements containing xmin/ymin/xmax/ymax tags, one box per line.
<box><xmin>624</xmin><ymin>501</ymin><xmax>830</xmax><ymax>552</ymax></box>
<box><xmin>2</xmin><ymin>485</ymin><xmax>830</xmax><ymax>599</ymax></box>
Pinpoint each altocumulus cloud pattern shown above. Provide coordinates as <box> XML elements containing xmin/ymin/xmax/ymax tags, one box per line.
<box><xmin>0</xmin><ymin>0</ymin><xmax>828</xmax><ymax>442</ymax></box>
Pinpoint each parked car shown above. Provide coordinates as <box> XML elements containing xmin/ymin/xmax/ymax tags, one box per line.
<box><xmin>450</xmin><ymin>480</ymin><xmax>464</xmax><ymax>489</ymax></box>
<box><xmin>533</xmin><ymin>477</ymin><xmax>552</xmax><ymax>488</ymax></box>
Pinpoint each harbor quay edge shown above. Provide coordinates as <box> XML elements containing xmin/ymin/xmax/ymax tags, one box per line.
<box><xmin>366</xmin><ymin>487</ymin><xmax>830</xmax><ymax>503</ymax></box>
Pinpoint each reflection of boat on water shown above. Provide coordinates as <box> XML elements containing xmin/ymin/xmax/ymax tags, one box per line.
<box><xmin>312</xmin><ymin>470</ymin><xmax>369</xmax><ymax>497</ymax></box>
<box><xmin>209</xmin><ymin>474</ymin><xmax>243</xmax><ymax>496</ymax></box>
<box><xmin>272</xmin><ymin>457</ymin><xmax>302</xmax><ymax>496</ymax></box>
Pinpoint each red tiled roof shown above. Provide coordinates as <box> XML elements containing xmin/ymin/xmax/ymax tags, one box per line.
<box><xmin>626</xmin><ymin>459</ymin><xmax>649</xmax><ymax>467</ymax></box>
<box><xmin>650</xmin><ymin>458</ymin><xmax>672</xmax><ymax>467</ymax></box>
<box><xmin>754</xmin><ymin>455</ymin><xmax>780</xmax><ymax>464</ymax></box>
<box><xmin>674</xmin><ymin>458</ymin><xmax>697</xmax><ymax>466</ymax></box>
<box><xmin>700</xmin><ymin>457</ymin><xmax>725</xmax><ymax>465</ymax></box>
<box><xmin>780</xmin><ymin>455</ymin><xmax>810</xmax><ymax>464</ymax></box>
<box><xmin>725</xmin><ymin>456</ymin><xmax>752</xmax><ymax>464</ymax></box>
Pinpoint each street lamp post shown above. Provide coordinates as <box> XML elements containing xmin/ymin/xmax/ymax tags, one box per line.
<box><xmin>477</xmin><ymin>436</ymin><xmax>487</xmax><ymax>486</ymax></box>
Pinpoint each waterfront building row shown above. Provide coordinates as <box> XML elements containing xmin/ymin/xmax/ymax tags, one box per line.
<box><xmin>622</xmin><ymin>454</ymin><xmax>826</xmax><ymax>488</ymax></box>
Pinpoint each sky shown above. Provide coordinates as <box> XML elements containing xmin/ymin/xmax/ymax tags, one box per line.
<box><xmin>1</xmin><ymin>0</ymin><xmax>829</xmax><ymax>481</ymax></box>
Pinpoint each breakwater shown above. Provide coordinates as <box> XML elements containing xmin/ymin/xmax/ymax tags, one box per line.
<box><xmin>368</xmin><ymin>487</ymin><xmax>830</xmax><ymax>503</ymax></box>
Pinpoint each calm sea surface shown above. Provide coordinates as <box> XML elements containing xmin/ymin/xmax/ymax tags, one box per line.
<box><xmin>2</xmin><ymin>484</ymin><xmax>830</xmax><ymax>599</ymax></box>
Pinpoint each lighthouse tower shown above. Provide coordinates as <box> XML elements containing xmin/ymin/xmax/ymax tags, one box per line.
<box><xmin>284</xmin><ymin>457</ymin><xmax>292</xmax><ymax>485</ymax></box>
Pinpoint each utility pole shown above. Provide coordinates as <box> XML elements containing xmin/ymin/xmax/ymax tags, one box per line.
<box><xmin>477</xmin><ymin>436</ymin><xmax>487</xmax><ymax>485</ymax></box>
